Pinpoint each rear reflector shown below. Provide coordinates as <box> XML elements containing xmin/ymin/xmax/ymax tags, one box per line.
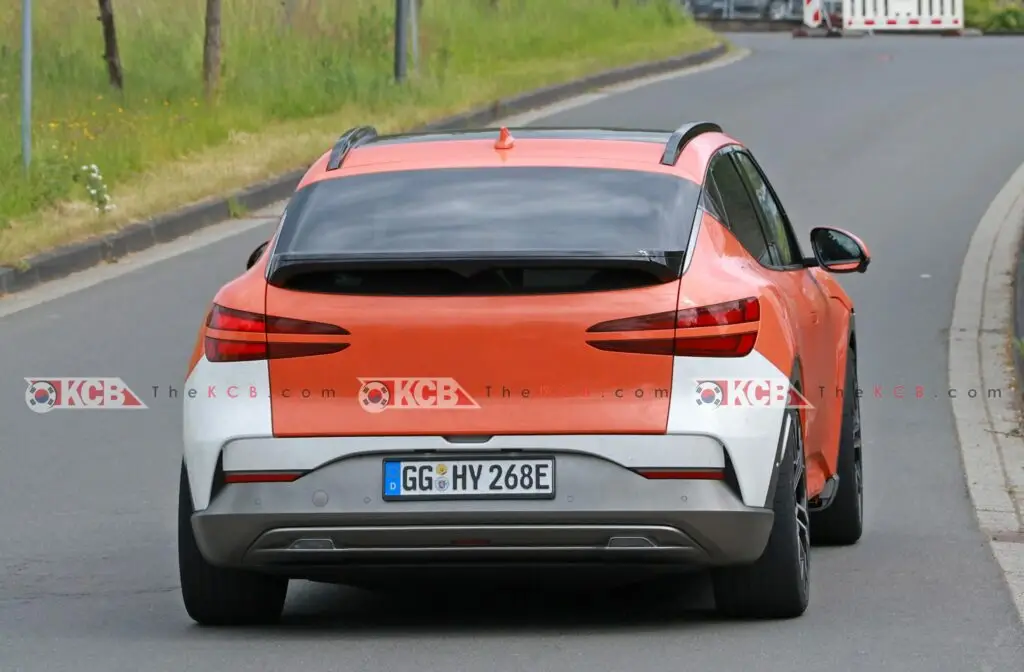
<box><xmin>634</xmin><ymin>469</ymin><xmax>725</xmax><ymax>480</ymax></box>
<box><xmin>224</xmin><ymin>471</ymin><xmax>304</xmax><ymax>484</ymax></box>
<box><xmin>585</xmin><ymin>297</ymin><xmax>759</xmax><ymax>357</ymax></box>
<box><xmin>204</xmin><ymin>304</ymin><xmax>350</xmax><ymax>362</ymax></box>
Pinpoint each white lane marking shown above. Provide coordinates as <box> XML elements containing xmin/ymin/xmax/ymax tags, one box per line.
<box><xmin>950</xmin><ymin>156</ymin><xmax>1024</xmax><ymax>624</ymax></box>
<box><xmin>0</xmin><ymin>213</ymin><xmax>281</xmax><ymax>319</ymax></box>
<box><xmin>0</xmin><ymin>47</ymin><xmax>749</xmax><ymax>318</ymax></box>
<box><xmin>921</xmin><ymin>273</ymin><xmax>931</xmax><ymax>278</ymax></box>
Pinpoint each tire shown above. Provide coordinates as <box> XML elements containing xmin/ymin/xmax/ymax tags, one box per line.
<box><xmin>178</xmin><ymin>461</ymin><xmax>288</xmax><ymax>626</ymax></box>
<box><xmin>811</xmin><ymin>347</ymin><xmax>864</xmax><ymax>545</ymax></box>
<box><xmin>712</xmin><ymin>408</ymin><xmax>811</xmax><ymax>619</ymax></box>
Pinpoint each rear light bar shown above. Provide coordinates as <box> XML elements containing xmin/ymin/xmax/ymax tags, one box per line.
<box><xmin>204</xmin><ymin>304</ymin><xmax>350</xmax><ymax>362</ymax></box>
<box><xmin>585</xmin><ymin>297</ymin><xmax>759</xmax><ymax>358</ymax></box>
<box><xmin>224</xmin><ymin>470</ymin><xmax>305</xmax><ymax>484</ymax></box>
<box><xmin>634</xmin><ymin>468</ymin><xmax>725</xmax><ymax>480</ymax></box>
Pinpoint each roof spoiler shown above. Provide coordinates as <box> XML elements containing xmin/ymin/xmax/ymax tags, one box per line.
<box><xmin>266</xmin><ymin>250</ymin><xmax>686</xmax><ymax>287</ymax></box>
<box><xmin>659</xmin><ymin>121</ymin><xmax>722</xmax><ymax>166</ymax></box>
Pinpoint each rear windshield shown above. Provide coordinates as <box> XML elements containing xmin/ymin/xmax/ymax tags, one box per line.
<box><xmin>273</xmin><ymin>167</ymin><xmax>702</xmax><ymax>256</ymax></box>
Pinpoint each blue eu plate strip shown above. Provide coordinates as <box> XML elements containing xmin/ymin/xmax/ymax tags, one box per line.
<box><xmin>383</xmin><ymin>461</ymin><xmax>402</xmax><ymax>497</ymax></box>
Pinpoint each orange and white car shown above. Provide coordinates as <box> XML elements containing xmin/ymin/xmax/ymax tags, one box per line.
<box><xmin>178</xmin><ymin>122</ymin><xmax>870</xmax><ymax>626</ymax></box>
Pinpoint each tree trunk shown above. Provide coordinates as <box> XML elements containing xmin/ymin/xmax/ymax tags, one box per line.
<box><xmin>203</xmin><ymin>0</ymin><xmax>223</xmax><ymax>100</ymax></box>
<box><xmin>282</xmin><ymin>0</ymin><xmax>298</xmax><ymax>27</ymax></box>
<box><xmin>96</xmin><ymin>0</ymin><xmax>124</xmax><ymax>90</ymax></box>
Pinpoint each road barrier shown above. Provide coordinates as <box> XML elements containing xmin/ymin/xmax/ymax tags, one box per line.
<box><xmin>687</xmin><ymin>0</ymin><xmax>815</xmax><ymax>23</ymax></box>
<box><xmin>687</xmin><ymin>0</ymin><xmax>965</xmax><ymax>34</ymax></box>
<box><xmin>687</xmin><ymin>0</ymin><xmax>842</xmax><ymax>31</ymax></box>
<box><xmin>803</xmin><ymin>0</ymin><xmax>964</xmax><ymax>31</ymax></box>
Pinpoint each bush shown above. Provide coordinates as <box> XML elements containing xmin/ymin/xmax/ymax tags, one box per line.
<box><xmin>964</xmin><ymin>0</ymin><xmax>1024</xmax><ymax>31</ymax></box>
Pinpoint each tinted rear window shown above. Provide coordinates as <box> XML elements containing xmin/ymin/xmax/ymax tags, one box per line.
<box><xmin>273</xmin><ymin>167</ymin><xmax>701</xmax><ymax>256</ymax></box>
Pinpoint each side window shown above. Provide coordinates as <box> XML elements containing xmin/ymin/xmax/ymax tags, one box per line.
<box><xmin>732</xmin><ymin>153</ymin><xmax>801</xmax><ymax>267</ymax></box>
<box><xmin>708</xmin><ymin>155</ymin><xmax>771</xmax><ymax>265</ymax></box>
<box><xmin>702</xmin><ymin>178</ymin><xmax>727</xmax><ymax>224</ymax></box>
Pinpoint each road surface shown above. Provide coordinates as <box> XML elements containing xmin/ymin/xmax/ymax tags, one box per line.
<box><xmin>2</xmin><ymin>34</ymin><xmax>1024</xmax><ymax>672</ymax></box>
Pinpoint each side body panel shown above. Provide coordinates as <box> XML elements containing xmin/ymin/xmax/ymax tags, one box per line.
<box><xmin>669</xmin><ymin>213</ymin><xmax>795</xmax><ymax>506</ymax></box>
<box><xmin>182</xmin><ymin>262</ymin><xmax>271</xmax><ymax>511</ymax></box>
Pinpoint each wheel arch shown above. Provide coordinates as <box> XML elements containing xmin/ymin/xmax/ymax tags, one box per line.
<box><xmin>762</xmin><ymin>355</ymin><xmax>803</xmax><ymax>508</ymax></box>
<box><xmin>848</xmin><ymin>311</ymin><xmax>857</xmax><ymax>352</ymax></box>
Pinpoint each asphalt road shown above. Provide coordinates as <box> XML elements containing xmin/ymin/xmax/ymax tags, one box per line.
<box><xmin>3</xmin><ymin>33</ymin><xmax>1024</xmax><ymax>672</ymax></box>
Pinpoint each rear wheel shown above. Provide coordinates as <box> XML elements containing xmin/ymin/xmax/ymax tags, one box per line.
<box><xmin>811</xmin><ymin>347</ymin><xmax>864</xmax><ymax>545</ymax></box>
<box><xmin>712</xmin><ymin>408</ymin><xmax>810</xmax><ymax>619</ymax></box>
<box><xmin>178</xmin><ymin>461</ymin><xmax>288</xmax><ymax>626</ymax></box>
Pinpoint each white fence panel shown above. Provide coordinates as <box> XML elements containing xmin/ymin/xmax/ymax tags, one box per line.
<box><xmin>843</xmin><ymin>0</ymin><xmax>963</xmax><ymax>30</ymax></box>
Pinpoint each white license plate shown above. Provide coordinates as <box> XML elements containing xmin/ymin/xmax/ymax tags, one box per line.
<box><xmin>382</xmin><ymin>458</ymin><xmax>555</xmax><ymax>500</ymax></box>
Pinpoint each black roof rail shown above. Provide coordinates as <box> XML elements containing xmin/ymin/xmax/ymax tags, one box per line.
<box><xmin>325</xmin><ymin>126</ymin><xmax>379</xmax><ymax>171</ymax></box>
<box><xmin>659</xmin><ymin>121</ymin><xmax>723</xmax><ymax>166</ymax></box>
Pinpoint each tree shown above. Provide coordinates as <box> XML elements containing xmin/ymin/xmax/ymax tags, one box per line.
<box><xmin>97</xmin><ymin>0</ymin><xmax>124</xmax><ymax>90</ymax></box>
<box><xmin>203</xmin><ymin>0</ymin><xmax>222</xmax><ymax>100</ymax></box>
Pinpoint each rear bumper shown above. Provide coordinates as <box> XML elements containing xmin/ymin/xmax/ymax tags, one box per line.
<box><xmin>191</xmin><ymin>453</ymin><xmax>774</xmax><ymax>573</ymax></box>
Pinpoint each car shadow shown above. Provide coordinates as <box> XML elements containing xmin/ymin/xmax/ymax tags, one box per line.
<box><xmin>236</xmin><ymin>572</ymin><xmax>736</xmax><ymax>636</ymax></box>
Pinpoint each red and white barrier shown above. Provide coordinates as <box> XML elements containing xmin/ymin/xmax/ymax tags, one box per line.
<box><xmin>842</xmin><ymin>0</ymin><xmax>963</xmax><ymax>30</ymax></box>
<box><xmin>803</xmin><ymin>0</ymin><xmax>824</xmax><ymax>27</ymax></box>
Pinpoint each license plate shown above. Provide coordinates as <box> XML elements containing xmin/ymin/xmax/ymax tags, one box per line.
<box><xmin>382</xmin><ymin>457</ymin><xmax>555</xmax><ymax>500</ymax></box>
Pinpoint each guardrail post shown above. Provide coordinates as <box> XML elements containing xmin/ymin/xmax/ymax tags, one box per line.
<box><xmin>394</xmin><ymin>0</ymin><xmax>408</xmax><ymax>82</ymax></box>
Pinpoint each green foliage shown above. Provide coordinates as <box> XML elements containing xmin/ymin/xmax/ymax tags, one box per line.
<box><xmin>964</xmin><ymin>0</ymin><xmax>1024</xmax><ymax>31</ymax></box>
<box><xmin>0</xmin><ymin>0</ymin><xmax>715</xmax><ymax>231</ymax></box>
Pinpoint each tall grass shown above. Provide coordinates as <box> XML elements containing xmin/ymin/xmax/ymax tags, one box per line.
<box><xmin>0</xmin><ymin>0</ymin><xmax>717</xmax><ymax>263</ymax></box>
<box><xmin>965</xmin><ymin>0</ymin><xmax>1024</xmax><ymax>30</ymax></box>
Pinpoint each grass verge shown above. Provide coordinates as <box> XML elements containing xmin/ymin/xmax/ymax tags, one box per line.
<box><xmin>965</xmin><ymin>0</ymin><xmax>1024</xmax><ymax>30</ymax></box>
<box><xmin>0</xmin><ymin>0</ymin><xmax>720</xmax><ymax>266</ymax></box>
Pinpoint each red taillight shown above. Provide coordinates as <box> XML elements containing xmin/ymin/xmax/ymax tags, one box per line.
<box><xmin>204</xmin><ymin>304</ymin><xmax>350</xmax><ymax>362</ymax></box>
<box><xmin>585</xmin><ymin>297</ymin><xmax>759</xmax><ymax>358</ymax></box>
<box><xmin>676</xmin><ymin>297</ymin><xmax>759</xmax><ymax>328</ymax></box>
<box><xmin>207</xmin><ymin>305</ymin><xmax>266</xmax><ymax>332</ymax></box>
<box><xmin>208</xmin><ymin>340</ymin><xmax>268</xmax><ymax>361</ymax></box>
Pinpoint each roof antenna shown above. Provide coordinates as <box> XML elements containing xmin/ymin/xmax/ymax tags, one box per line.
<box><xmin>494</xmin><ymin>126</ymin><xmax>515</xmax><ymax>150</ymax></box>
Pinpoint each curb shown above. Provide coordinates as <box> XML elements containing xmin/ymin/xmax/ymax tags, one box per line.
<box><xmin>950</xmin><ymin>157</ymin><xmax>1024</xmax><ymax>623</ymax></box>
<box><xmin>792</xmin><ymin>27</ymin><xmax>848</xmax><ymax>37</ymax></box>
<box><xmin>0</xmin><ymin>41</ymin><xmax>729</xmax><ymax>297</ymax></box>
<box><xmin>695</xmin><ymin>18</ymin><xmax>802</xmax><ymax>32</ymax></box>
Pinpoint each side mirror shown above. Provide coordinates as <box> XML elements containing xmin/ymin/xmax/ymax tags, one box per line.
<box><xmin>809</xmin><ymin>227</ymin><xmax>870</xmax><ymax>274</ymax></box>
<box><xmin>246</xmin><ymin>241</ymin><xmax>269</xmax><ymax>270</ymax></box>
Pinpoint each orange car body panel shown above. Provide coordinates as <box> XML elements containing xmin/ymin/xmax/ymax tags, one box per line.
<box><xmin>687</xmin><ymin>211</ymin><xmax>846</xmax><ymax>495</ymax></box>
<box><xmin>264</xmin><ymin>280</ymin><xmax>679</xmax><ymax>436</ymax></box>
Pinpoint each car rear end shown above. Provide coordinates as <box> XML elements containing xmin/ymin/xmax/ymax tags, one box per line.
<box><xmin>183</xmin><ymin>158</ymin><xmax>781</xmax><ymax>580</ymax></box>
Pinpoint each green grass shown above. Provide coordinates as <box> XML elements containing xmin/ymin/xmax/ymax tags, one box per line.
<box><xmin>965</xmin><ymin>0</ymin><xmax>1024</xmax><ymax>30</ymax></box>
<box><xmin>0</xmin><ymin>0</ymin><xmax>720</xmax><ymax>265</ymax></box>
